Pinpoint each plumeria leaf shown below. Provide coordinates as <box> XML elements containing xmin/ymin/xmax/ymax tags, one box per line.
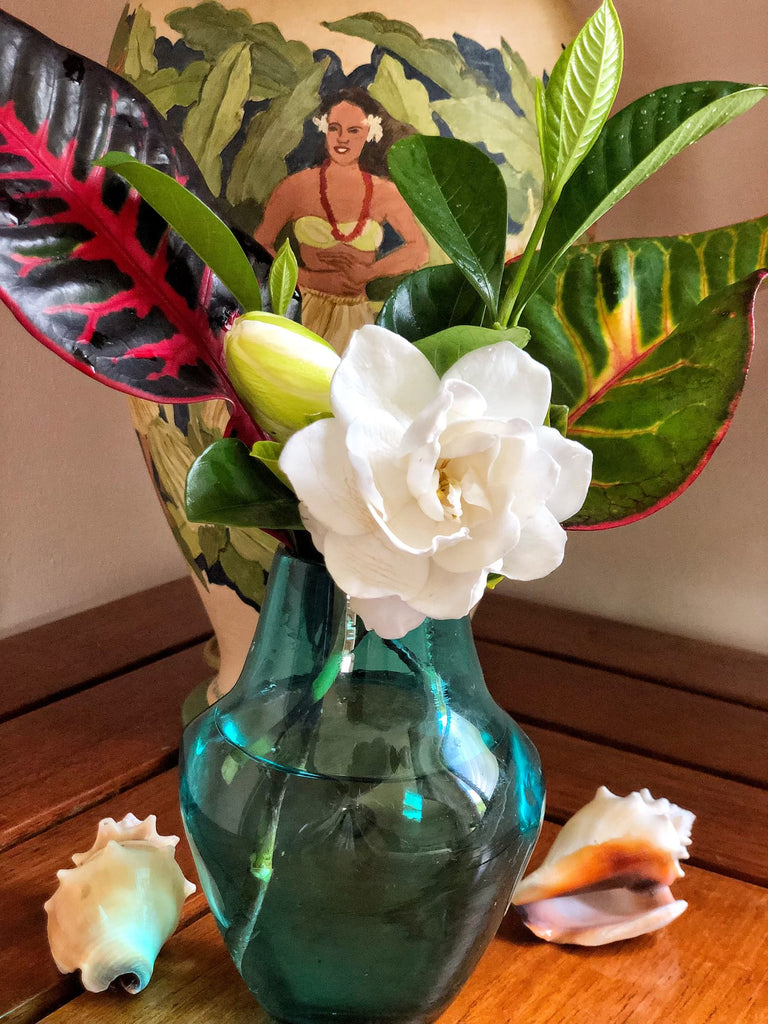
<box><xmin>522</xmin><ymin>81</ymin><xmax>768</xmax><ymax>306</ymax></box>
<box><xmin>521</xmin><ymin>217</ymin><xmax>768</xmax><ymax>527</ymax></box>
<box><xmin>541</xmin><ymin>0</ymin><xmax>623</xmax><ymax>193</ymax></box>
<box><xmin>486</xmin><ymin>573</ymin><xmax>505</xmax><ymax>590</ymax></box>
<box><xmin>250</xmin><ymin>439</ymin><xmax>292</xmax><ymax>489</ymax></box>
<box><xmin>378</xmin><ymin>263</ymin><xmax>486</xmax><ymax>341</ymax></box>
<box><xmin>0</xmin><ymin>10</ymin><xmax>290</xmax><ymax>442</ymax></box>
<box><xmin>268</xmin><ymin>239</ymin><xmax>299</xmax><ymax>317</ymax></box>
<box><xmin>186</xmin><ymin>438</ymin><xmax>303</xmax><ymax>529</ymax></box>
<box><xmin>387</xmin><ymin>136</ymin><xmax>507</xmax><ymax>316</ymax></box>
<box><xmin>97</xmin><ymin>152</ymin><xmax>263</xmax><ymax>312</ymax></box>
<box><xmin>416</xmin><ymin>325</ymin><xmax>529</xmax><ymax>377</ymax></box>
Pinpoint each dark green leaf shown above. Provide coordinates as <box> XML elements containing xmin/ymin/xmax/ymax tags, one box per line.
<box><xmin>416</xmin><ymin>325</ymin><xmax>529</xmax><ymax>376</ymax></box>
<box><xmin>186</xmin><ymin>438</ymin><xmax>302</xmax><ymax>529</ymax></box>
<box><xmin>377</xmin><ymin>263</ymin><xmax>486</xmax><ymax>341</ymax></box>
<box><xmin>387</xmin><ymin>136</ymin><xmax>507</xmax><ymax>315</ymax></box>
<box><xmin>525</xmin><ymin>81</ymin><xmax>768</xmax><ymax>305</ymax></box>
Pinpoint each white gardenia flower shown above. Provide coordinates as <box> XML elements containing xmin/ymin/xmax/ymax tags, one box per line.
<box><xmin>279</xmin><ymin>325</ymin><xmax>593</xmax><ymax>639</ymax></box>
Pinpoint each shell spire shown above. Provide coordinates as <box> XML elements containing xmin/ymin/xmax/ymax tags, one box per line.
<box><xmin>45</xmin><ymin>813</ymin><xmax>196</xmax><ymax>992</ymax></box>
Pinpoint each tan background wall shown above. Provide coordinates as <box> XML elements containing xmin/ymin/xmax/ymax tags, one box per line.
<box><xmin>1</xmin><ymin>0</ymin><xmax>766</xmax><ymax>651</ymax></box>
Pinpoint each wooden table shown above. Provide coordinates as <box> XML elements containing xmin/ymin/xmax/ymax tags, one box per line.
<box><xmin>2</xmin><ymin>578</ymin><xmax>767</xmax><ymax>1024</ymax></box>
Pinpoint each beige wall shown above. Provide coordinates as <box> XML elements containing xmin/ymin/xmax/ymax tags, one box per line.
<box><xmin>1</xmin><ymin>0</ymin><xmax>766</xmax><ymax>651</ymax></box>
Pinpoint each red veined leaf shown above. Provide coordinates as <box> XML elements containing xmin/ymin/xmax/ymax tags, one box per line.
<box><xmin>0</xmin><ymin>11</ymin><xmax>293</xmax><ymax>442</ymax></box>
<box><xmin>521</xmin><ymin>217</ymin><xmax>768</xmax><ymax>527</ymax></box>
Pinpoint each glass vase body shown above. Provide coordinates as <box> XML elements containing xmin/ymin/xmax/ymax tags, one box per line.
<box><xmin>180</xmin><ymin>549</ymin><xmax>545</xmax><ymax>1024</ymax></box>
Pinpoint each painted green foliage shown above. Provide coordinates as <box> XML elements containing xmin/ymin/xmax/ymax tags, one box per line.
<box><xmin>117</xmin><ymin>2</ymin><xmax>544</xmax><ymax>237</ymax></box>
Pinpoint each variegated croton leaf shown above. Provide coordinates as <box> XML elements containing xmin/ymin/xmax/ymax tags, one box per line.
<box><xmin>520</xmin><ymin>217</ymin><xmax>767</xmax><ymax>527</ymax></box>
<box><xmin>0</xmin><ymin>10</ymin><xmax>290</xmax><ymax>443</ymax></box>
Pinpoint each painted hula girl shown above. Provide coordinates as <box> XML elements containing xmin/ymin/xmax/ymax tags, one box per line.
<box><xmin>254</xmin><ymin>88</ymin><xmax>430</xmax><ymax>353</ymax></box>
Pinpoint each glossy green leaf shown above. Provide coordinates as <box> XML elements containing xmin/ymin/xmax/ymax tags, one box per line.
<box><xmin>416</xmin><ymin>325</ymin><xmax>529</xmax><ymax>376</ymax></box>
<box><xmin>520</xmin><ymin>217</ymin><xmax>768</xmax><ymax>527</ymax></box>
<box><xmin>97</xmin><ymin>153</ymin><xmax>262</xmax><ymax>313</ymax></box>
<box><xmin>387</xmin><ymin>136</ymin><xmax>507</xmax><ymax>316</ymax></box>
<box><xmin>377</xmin><ymin>263</ymin><xmax>486</xmax><ymax>341</ymax></box>
<box><xmin>250</xmin><ymin>440</ymin><xmax>291</xmax><ymax>489</ymax></box>
<box><xmin>541</xmin><ymin>0</ymin><xmax>623</xmax><ymax>191</ymax></box>
<box><xmin>269</xmin><ymin>240</ymin><xmax>299</xmax><ymax>316</ymax></box>
<box><xmin>186</xmin><ymin>438</ymin><xmax>302</xmax><ymax>529</ymax></box>
<box><xmin>524</xmin><ymin>81</ymin><xmax>768</xmax><ymax>305</ymax></box>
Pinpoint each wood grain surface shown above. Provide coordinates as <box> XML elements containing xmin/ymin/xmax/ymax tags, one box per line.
<box><xmin>1</xmin><ymin>578</ymin><xmax>211</xmax><ymax>722</ymax></box>
<box><xmin>0</xmin><ymin>644</ymin><xmax>208</xmax><ymax>850</ymax></box>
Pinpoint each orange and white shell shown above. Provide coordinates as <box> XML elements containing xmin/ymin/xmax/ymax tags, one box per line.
<box><xmin>44</xmin><ymin>813</ymin><xmax>196</xmax><ymax>993</ymax></box>
<box><xmin>511</xmin><ymin>786</ymin><xmax>694</xmax><ymax>946</ymax></box>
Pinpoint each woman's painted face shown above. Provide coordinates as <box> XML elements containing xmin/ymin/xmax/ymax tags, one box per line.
<box><xmin>325</xmin><ymin>102</ymin><xmax>369</xmax><ymax>165</ymax></box>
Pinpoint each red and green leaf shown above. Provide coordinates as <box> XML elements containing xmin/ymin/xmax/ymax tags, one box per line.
<box><xmin>520</xmin><ymin>217</ymin><xmax>768</xmax><ymax>526</ymax></box>
<box><xmin>0</xmin><ymin>10</ymin><xmax>288</xmax><ymax>442</ymax></box>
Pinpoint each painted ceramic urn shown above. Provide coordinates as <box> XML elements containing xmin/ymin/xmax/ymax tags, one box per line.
<box><xmin>108</xmin><ymin>0</ymin><xmax>577</xmax><ymax>702</ymax></box>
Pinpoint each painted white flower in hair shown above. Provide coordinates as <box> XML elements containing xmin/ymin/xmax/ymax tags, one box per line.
<box><xmin>279</xmin><ymin>325</ymin><xmax>593</xmax><ymax>639</ymax></box>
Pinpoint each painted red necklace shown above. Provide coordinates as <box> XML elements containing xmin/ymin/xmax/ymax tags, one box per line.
<box><xmin>319</xmin><ymin>160</ymin><xmax>373</xmax><ymax>243</ymax></box>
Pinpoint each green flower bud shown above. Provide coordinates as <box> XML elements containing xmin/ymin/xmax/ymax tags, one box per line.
<box><xmin>225</xmin><ymin>312</ymin><xmax>339</xmax><ymax>442</ymax></box>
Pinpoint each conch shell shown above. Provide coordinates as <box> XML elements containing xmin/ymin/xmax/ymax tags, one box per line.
<box><xmin>512</xmin><ymin>786</ymin><xmax>694</xmax><ymax>946</ymax></box>
<box><xmin>44</xmin><ymin>813</ymin><xmax>196</xmax><ymax>993</ymax></box>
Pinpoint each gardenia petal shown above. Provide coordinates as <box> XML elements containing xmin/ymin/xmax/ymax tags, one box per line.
<box><xmin>279</xmin><ymin>420</ymin><xmax>370</xmax><ymax>536</ymax></box>
<box><xmin>535</xmin><ymin>425</ymin><xmax>593</xmax><ymax>522</ymax></box>
<box><xmin>349</xmin><ymin>595</ymin><xmax>426</xmax><ymax>640</ymax></box>
<box><xmin>323</xmin><ymin>530</ymin><xmax>429</xmax><ymax>601</ymax></box>
<box><xmin>446</xmin><ymin>341</ymin><xmax>552</xmax><ymax>425</ymax></box>
<box><xmin>500</xmin><ymin>506</ymin><xmax>568</xmax><ymax>581</ymax></box>
<box><xmin>331</xmin><ymin>326</ymin><xmax>441</xmax><ymax>427</ymax></box>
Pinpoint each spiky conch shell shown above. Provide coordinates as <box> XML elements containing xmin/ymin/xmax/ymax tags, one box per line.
<box><xmin>44</xmin><ymin>813</ymin><xmax>196</xmax><ymax>993</ymax></box>
<box><xmin>511</xmin><ymin>786</ymin><xmax>695</xmax><ymax>946</ymax></box>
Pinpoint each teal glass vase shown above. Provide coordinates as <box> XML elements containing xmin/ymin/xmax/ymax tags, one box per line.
<box><xmin>179</xmin><ymin>548</ymin><xmax>544</xmax><ymax>1024</ymax></box>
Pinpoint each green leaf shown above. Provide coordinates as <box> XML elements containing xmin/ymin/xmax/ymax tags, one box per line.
<box><xmin>541</xmin><ymin>0</ymin><xmax>623</xmax><ymax>192</ymax></box>
<box><xmin>182</xmin><ymin>42</ymin><xmax>252</xmax><ymax>196</ymax></box>
<box><xmin>377</xmin><ymin>263</ymin><xmax>486</xmax><ymax>341</ymax></box>
<box><xmin>547</xmin><ymin>404</ymin><xmax>569</xmax><ymax>436</ymax></box>
<box><xmin>186</xmin><ymin>438</ymin><xmax>302</xmax><ymax>529</ymax></box>
<box><xmin>520</xmin><ymin>217</ymin><xmax>768</xmax><ymax>527</ymax></box>
<box><xmin>97</xmin><ymin>152</ymin><xmax>262</xmax><ymax>313</ymax></box>
<box><xmin>269</xmin><ymin>240</ymin><xmax>299</xmax><ymax>316</ymax></box>
<box><xmin>416</xmin><ymin>325</ymin><xmax>529</xmax><ymax>376</ymax></box>
<box><xmin>250</xmin><ymin>439</ymin><xmax>291</xmax><ymax>489</ymax></box>
<box><xmin>524</xmin><ymin>81</ymin><xmax>768</xmax><ymax>306</ymax></box>
<box><xmin>387</xmin><ymin>136</ymin><xmax>507</xmax><ymax>316</ymax></box>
